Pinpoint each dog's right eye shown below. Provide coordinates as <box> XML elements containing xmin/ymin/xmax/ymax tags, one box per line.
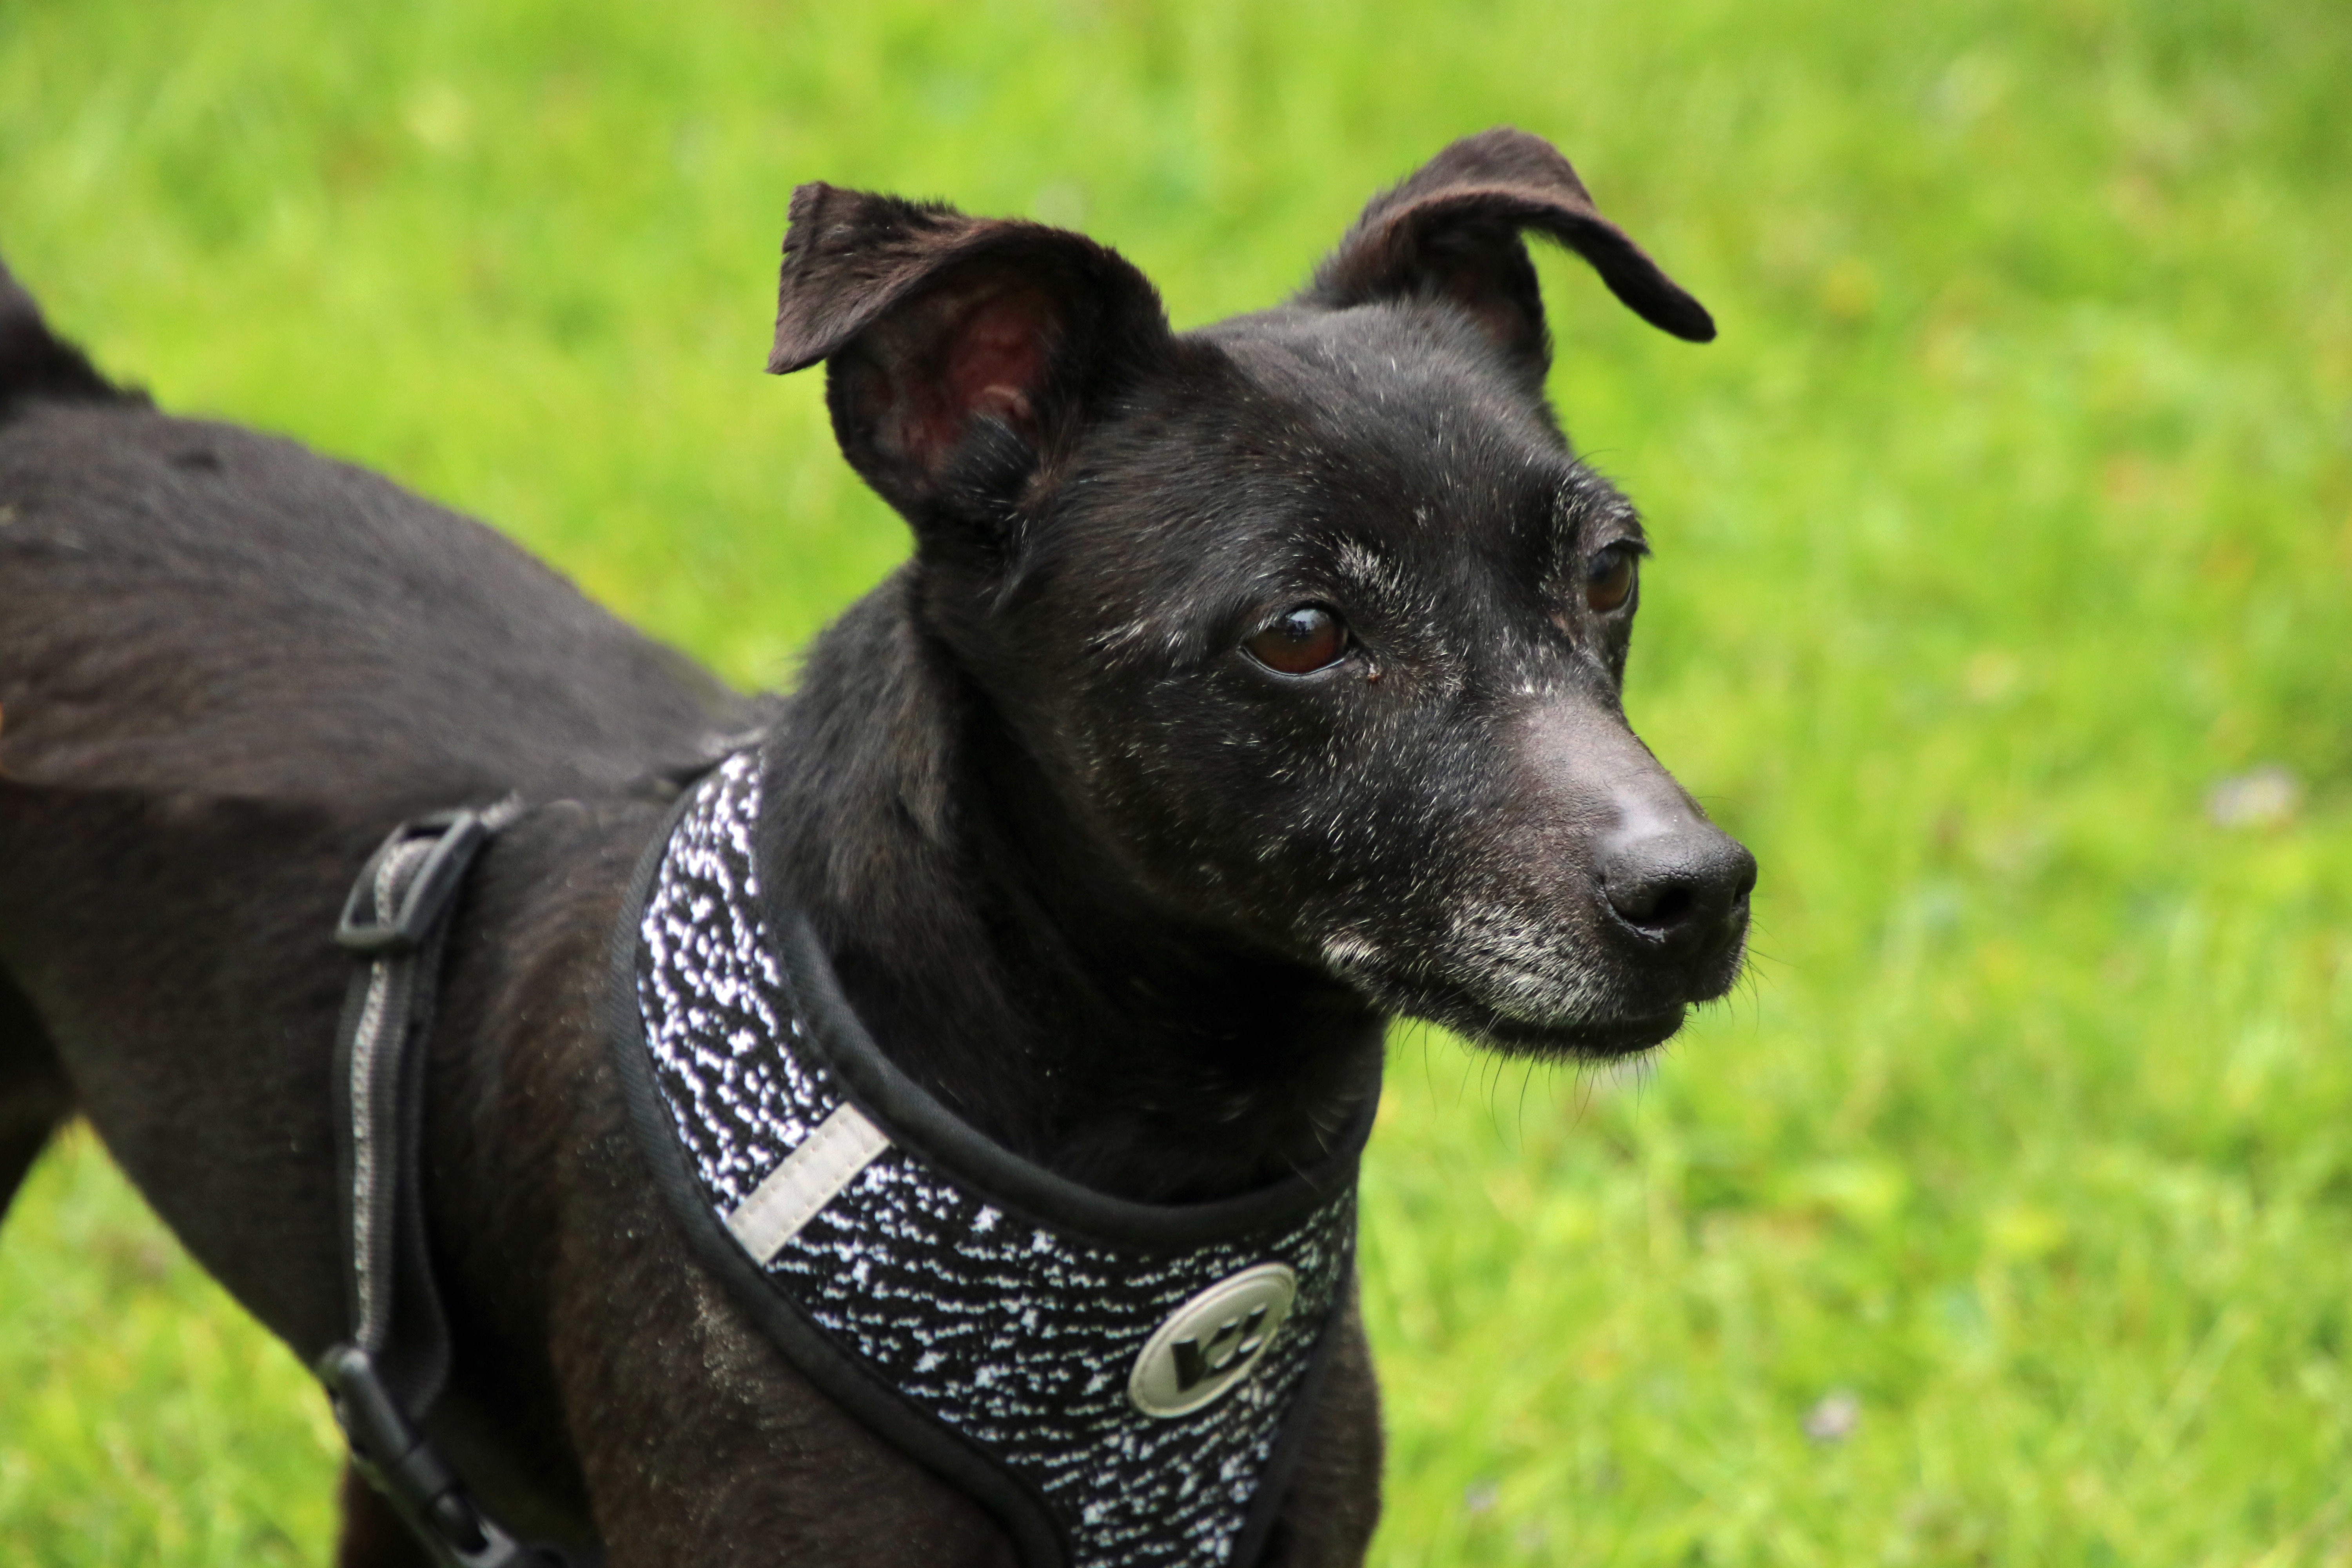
<box><xmin>1245</xmin><ymin>605</ymin><xmax>1350</xmax><ymax>675</ymax></box>
<box><xmin>1584</xmin><ymin>546</ymin><xmax>1638</xmax><ymax>615</ymax></box>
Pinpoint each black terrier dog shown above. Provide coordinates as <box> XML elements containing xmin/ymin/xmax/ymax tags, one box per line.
<box><xmin>0</xmin><ymin>129</ymin><xmax>1750</xmax><ymax>1567</ymax></box>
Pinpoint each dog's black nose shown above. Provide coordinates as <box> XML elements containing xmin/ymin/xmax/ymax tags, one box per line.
<box><xmin>1594</xmin><ymin>822</ymin><xmax>1756</xmax><ymax>949</ymax></box>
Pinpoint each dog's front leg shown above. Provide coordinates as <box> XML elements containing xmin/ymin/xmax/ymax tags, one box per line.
<box><xmin>1250</xmin><ymin>1287</ymin><xmax>1384</xmax><ymax>1568</ymax></box>
<box><xmin>541</xmin><ymin>1118</ymin><xmax>1018</xmax><ymax>1567</ymax></box>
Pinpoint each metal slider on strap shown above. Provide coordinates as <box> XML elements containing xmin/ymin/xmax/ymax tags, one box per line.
<box><xmin>336</xmin><ymin>811</ymin><xmax>491</xmax><ymax>955</ymax></box>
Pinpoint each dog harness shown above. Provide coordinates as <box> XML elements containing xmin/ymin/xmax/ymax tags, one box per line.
<box><xmin>606</xmin><ymin>752</ymin><xmax>1371</xmax><ymax>1568</ymax></box>
<box><xmin>316</xmin><ymin>752</ymin><xmax>1368</xmax><ymax>1568</ymax></box>
<box><xmin>319</xmin><ymin>799</ymin><xmax>555</xmax><ymax>1568</ymax></box>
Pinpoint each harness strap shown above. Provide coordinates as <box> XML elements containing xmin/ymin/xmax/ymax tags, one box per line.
<box><xmin>319</xmin><ymin>801</ymin><xmax>556</xmax><ymax>1568</ymax></box>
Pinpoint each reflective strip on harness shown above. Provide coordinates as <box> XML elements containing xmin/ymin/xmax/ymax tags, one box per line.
<box><xmin>725</xmin><ymin>1103</ymin><xmax>892</xmax><ymax>1263</ymax></box>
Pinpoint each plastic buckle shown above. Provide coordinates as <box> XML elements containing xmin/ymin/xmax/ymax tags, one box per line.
<box><xmin>336</xmin><ymin>811</ymin><xmax>489</xmax><ymax>956</ymax></box>
<box><xmin>318</xmin><ymin>1345</ymin><xmax>541</xmax><ymax>1568</ymax></box>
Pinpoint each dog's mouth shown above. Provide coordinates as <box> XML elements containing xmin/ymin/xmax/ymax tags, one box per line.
<box><xmin>1327</xmin><ymin>959</ymin><xmax>1699</xmax><ymax>1060</ymax></box>
<box><xmin>1467</xmin><ymin>1005</ymin><xmax>1689</xmax><ymax>1059</ymax></box>
<box><xmin>1315</xmin><ymin>929</ymin><xmax>1733</xmax><ymax>1062</ymax></box>
<box><xmin>1310</xmin><ymin>899</ymin><xmax>1745</xmax><ymax>1062</ymax></box>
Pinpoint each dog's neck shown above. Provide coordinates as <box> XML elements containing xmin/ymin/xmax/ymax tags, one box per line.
<box><xmin>758</xmin><ymin>573</ymin><xmax>1385</xmax><ymax>1205</ymax></box>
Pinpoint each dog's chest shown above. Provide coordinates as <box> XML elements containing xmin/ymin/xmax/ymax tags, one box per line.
<box><xmin>617</xmin><ymin>753</ymin><xmax>1359</xmax><ymax>1568</ymax></box>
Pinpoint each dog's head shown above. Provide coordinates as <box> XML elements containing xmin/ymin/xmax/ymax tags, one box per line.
<box><xmin>770</xmin><ymin>129</ymin><xmax>1751</xmax><ymax>1059</ymax></box>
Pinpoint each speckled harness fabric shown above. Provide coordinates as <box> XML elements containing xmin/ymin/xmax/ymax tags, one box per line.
<box><xmin>608</xmin><ymin>752</ymin><xmax>1368</xmax><ymax>1568</ymax></box>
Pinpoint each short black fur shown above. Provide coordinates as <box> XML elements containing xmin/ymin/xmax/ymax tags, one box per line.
<box><xmin>0</xmin><ymin>129</ymin><xmax>1749</xmax><ymax>1565</ymax></box>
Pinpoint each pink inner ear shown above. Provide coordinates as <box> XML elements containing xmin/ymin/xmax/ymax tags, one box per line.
<box><xmin>902</xmin><ymin>287</ymin><xmax>1055</xmax><ymax>466</ymax></box>
<box><xmin>1435</xmin><ymin>253</ymin><xmax>1537</xmax><ymax>356</ymax></box>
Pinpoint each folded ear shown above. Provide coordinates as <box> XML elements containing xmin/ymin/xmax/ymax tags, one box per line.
<box><xmin>1303</xmin><ymin>128</ymin><xmax>1714</xmax><ymax>384</ymax></box>
<box><xmin>769</xmin><ymin>183</ymin><xmax>1172</xmax><ymax>524</ymax></box>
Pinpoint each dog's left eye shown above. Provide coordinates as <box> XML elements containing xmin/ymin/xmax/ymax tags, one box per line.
<box><xmin>1584</xmin><ymin>546</ymin><xmax>1638</xmax><ymax>615</ymax></box>
<box><xmin>1245</xmin><ymin>605</ymin><xmax>1350</xmax><ymax>675</ymax></box>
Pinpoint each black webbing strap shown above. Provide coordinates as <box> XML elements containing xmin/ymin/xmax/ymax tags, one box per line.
<box><xmin>318</xmin><ymin>803</ymin><xmax>559</xmax><ymax>1568</ymax></box>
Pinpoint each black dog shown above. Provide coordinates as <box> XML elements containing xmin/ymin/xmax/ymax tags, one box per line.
<box><xmin>0</xmin><ymin>129</ymin><xmax>1751</xmax><ymax>1566</ymax></box>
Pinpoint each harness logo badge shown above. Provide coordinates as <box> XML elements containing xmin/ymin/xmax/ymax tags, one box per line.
<box><xmin>1128</xmin><ymin>1262</ymin><xmax>1298</xmax><ymax>1419</ymax></box>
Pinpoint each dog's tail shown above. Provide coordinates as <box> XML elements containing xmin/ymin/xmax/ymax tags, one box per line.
<box><xmin>0</xmin><ymin>258</ymin><xmax>135</xmax><ymax>416</ymax></box>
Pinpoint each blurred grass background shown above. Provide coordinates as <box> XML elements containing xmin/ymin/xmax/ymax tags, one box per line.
<box><xmin>2</xmin><ymin>0</ymin><xmax>2347</xmax><ymax>1562</ymax></box>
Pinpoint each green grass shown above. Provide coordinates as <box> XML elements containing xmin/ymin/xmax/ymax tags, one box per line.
<box><xmin>2</xmin><ymin>0</ymin><xmax>2348</xmax><ymax>1562</ymax></box>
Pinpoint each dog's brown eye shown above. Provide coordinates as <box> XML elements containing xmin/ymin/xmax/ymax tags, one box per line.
<box><xmin>1584</xmin><ymin>548</ymin><xmax>1637</xmax><ymax>615</ymax></box>
<box><xmin>1246</xmin><ymin>605</ymin><xmax>1349</xmax><ymax>675</ymax></box>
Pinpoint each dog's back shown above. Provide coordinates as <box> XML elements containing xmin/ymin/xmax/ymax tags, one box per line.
<box><xmin>0</xmin><ymin>263</ymin><xmax>754</xmax><ymax>811</ymax></box>
<box><xmin>0</xmin><ymin>263</ymin><xmax>754</xmax><ymax>1334</ymax></box>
